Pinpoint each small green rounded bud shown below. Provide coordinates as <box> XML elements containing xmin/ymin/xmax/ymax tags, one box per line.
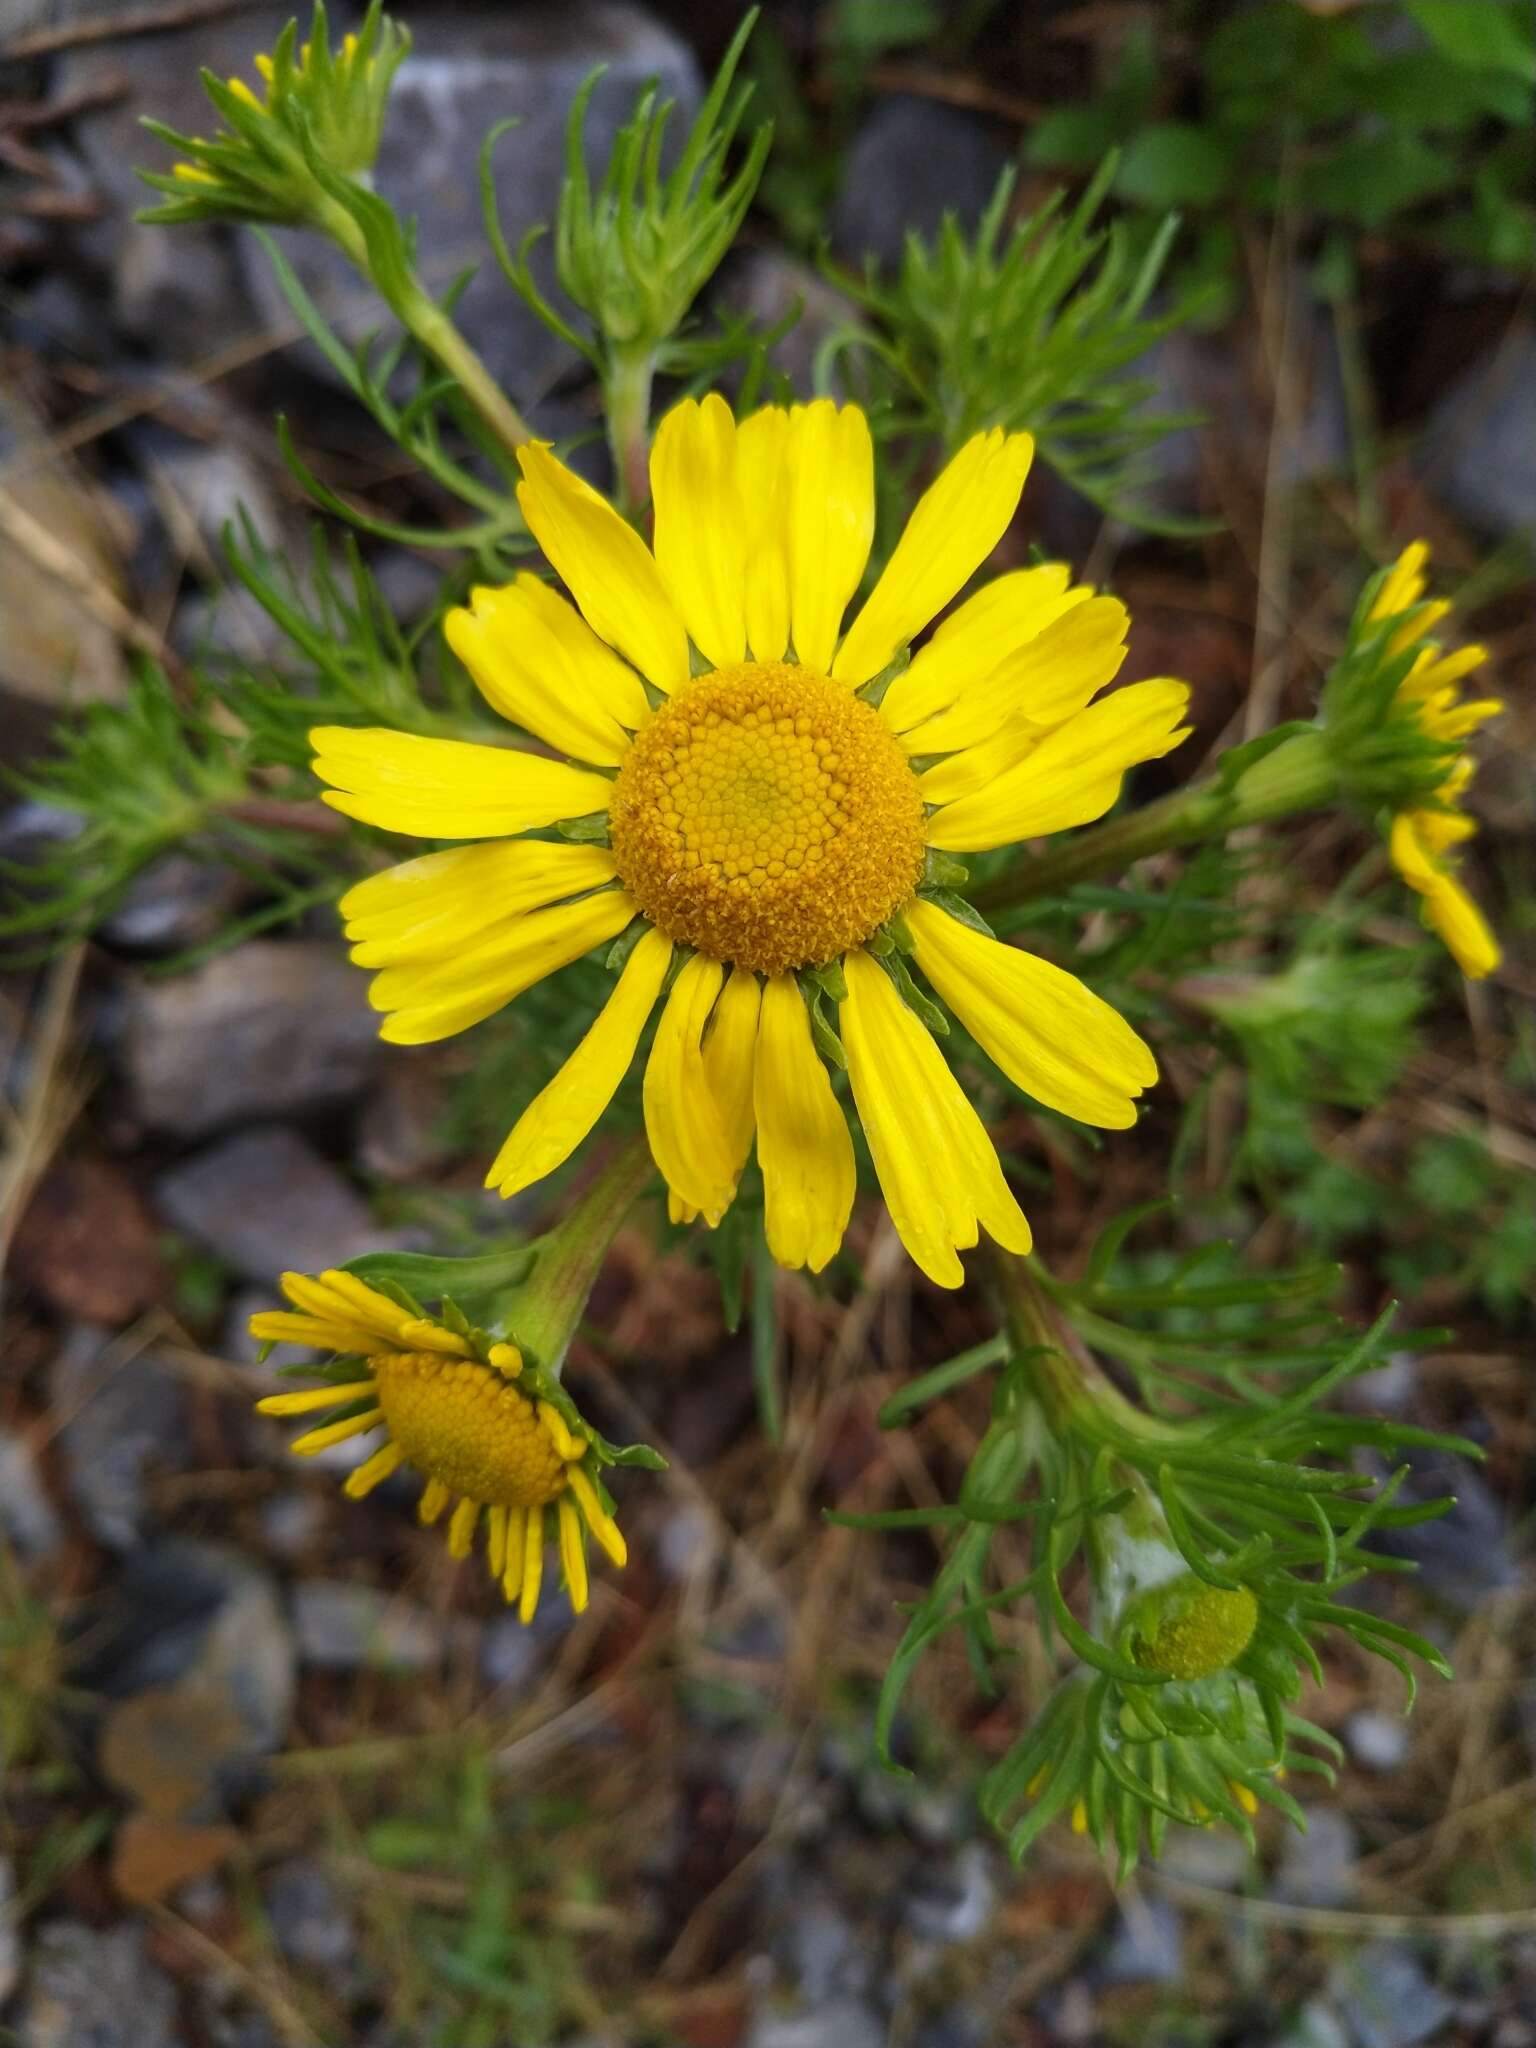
<box><xmin>1121</xmin><ymin>1577</ymin><xmax>1258</xmax><ymax>1681</ymax></box>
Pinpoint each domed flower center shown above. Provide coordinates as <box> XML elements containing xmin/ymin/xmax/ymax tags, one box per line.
<box><xmin>1126</xmin><ymin>1579</ymin><xmax>1259</xmax><ymax>1682</ymax></box>
<box><xmin>373</xmin><ymin>1352</ymin><xmax>568</xmax><ymax>1507</ymax></box>
<box><xmin>609</xmin><ymin>660</ymin><xmax>927</xmax><ymax>976</ymax></box>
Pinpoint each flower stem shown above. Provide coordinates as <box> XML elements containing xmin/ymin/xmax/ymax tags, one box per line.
<box><xmin>606</xmin><ymin>341</ymin><xmax>656</xmax><ymax>513</ymax></box>
<box><xmin>315</xmin><ymin>197</ymin><xmax>534</xmax><ymax>467</ymax></box>
<box><xmin>503</xmin><ymin>1134</ymin><xmax>655</xmax><ymax>1374</ymax></box>
<box><xmin>970</xmin><ymin>727</ymin><xmax>1342</xmax><ymax>914</ymax></box>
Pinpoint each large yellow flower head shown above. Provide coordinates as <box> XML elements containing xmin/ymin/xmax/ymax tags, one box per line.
<box><xmin>1368</xmin><ymin>542</ymin><xmax>1501</xmax><ymax>981</ymax></box>
<box><xmin>252</xmin><ymin>1270</ymin><xmax>625</xmax><ymax>1623</ymax></box>
<box><xmin>315</xmin><ymin>396</ymin><xmax>1192</xmax><ymax>1287</ymax></box>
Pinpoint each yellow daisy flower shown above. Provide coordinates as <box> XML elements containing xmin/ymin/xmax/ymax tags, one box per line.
<box><xmin>252</xmin><ymin>1269</ymin><xmax>626</xmax><ymax>1622</ymax></box>
<box><xmin>316</xmin><ymin>396</ymin><xmax>1192</xmax><ymax>1287</ymax></box>
<box><xmin>1369</xmin><ymin>542</ymin><xmax>1501</xmax><ymax>980</ymax></box>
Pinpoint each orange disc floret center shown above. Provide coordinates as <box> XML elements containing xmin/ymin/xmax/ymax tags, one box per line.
<box><xmin>372</xmin><ymin>1352</ymin><xmax>568</xmax><ymax>1508</ymax></box>
<box><xmin>609</xmin><ymin>660</ymin><xmax>927</xmax><ymax>976</ymax></box>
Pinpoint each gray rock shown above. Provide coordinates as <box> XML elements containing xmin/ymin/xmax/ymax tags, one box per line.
<box><xmin>80</xmin><ymin>1540</ymin><xmax>295</xmax><ymax>1759</ymax></box>
<box><xmin>0</xmin><ymin>1857</ymin><xmax>17</xmax><ymax>2006</ymax></box>
<box><xmin>99</xmin><ymin>855</ymin><xmax>247</xmax><ymax>957</ymax></box>
<box><xmin>1424</xmin><ymin>324</ymin><xmax>1536</xmax><ymax>540</ymax></box>
<box><xmin>1273</xmin><ymin>1807</ymin><xmax>1359</xmax><ymax>1908</ymax></box>
<box><xmin>50</xmin><ymin>1323</ymin><xmax>188</xmax><ymax>1551</ymax></box>
<box><xmin>263</xmin><ymin>1857</ymin><xmax>357</xmax><ymax>1971</ymax></box>
<box><xmin>777</xmin><ymin>1895</ymin><xmax>870</xmax><ymax>2004</ymax></box>
<box><xmin>1095</xmin><ymin>1895</ymin><xmax>1184</xmax><ymax>1986</ymax></box>
<box><xmin>57</xmin><ymin>6</ymin><xmax>294</xmax><ymax>356</ymax></box>
<box><xmin>1155</xmin><ymin>1821</ymin><xmax>1254</xmax><ymax>1891</ymax></box>
<box><xmin>258</xmin><ymin>1489</ymin><xmax>327</xmax><ymax>1561</ymax></box>
<box><xmin>1345</xmin><ymin>1710</ymin><xmax>1411</xmax><ymax>1774</ymax></box>
<box><xmin>720</xmin><ymin>248</ymin><xmax>859</xmax><ymax>396</ymax></box>
<box><xmin>238</xmin><ymin>2</ymin><xmax>701</xmax><ymax>406</ymax></box>
<box><xmin>1331</xmin><ymin>1941</ymin><xmax>1455</xmax><ymax>2048</ymax></box>
<box><xmin>0</xmin><ymin>1426</ymin><xmax>63</xmax><ymax>1561</ymax></box>
<box><xmin>1368</xmin><ymin>1451</ymin><xmax>1517</xmax><ymax>1612</ymax></box>
<box><xmin>155</xmin><ymin>1126</ymin><xmax>383</xmax><ymax>1283</ymax></box>
<box><xmin>832</xmin><ymin>95</ymin><xmax>1012</xmax><ymax>270</ymax></box>
<box><xmin>291</xmin><ymin>1579</ymin><xmax>447</xmax><ymax>1672</ymax></box>
<box><xmin>746</xmin><ymin>1998</ymin><xmax>887</xmax><ymax>2048</ymax></box>
<box><xmin>123</xmin><ymin>939</ymin><xmax>380</xmax><ymax>1139</ymax></box>
<box><xmin>18</xmin><ymin>1921</ymin><xmax>179</xmax><ymax>2048</ymax></box>
<box><xmin>904</xmin><ymin>1840</ymin><xmax>997</xmax><ymax>1946</ymax></box>
<box><xmin>1272</xmin><ymin>2003</ymin><xmax>1353</xmax><ymax>2048</ymax></box>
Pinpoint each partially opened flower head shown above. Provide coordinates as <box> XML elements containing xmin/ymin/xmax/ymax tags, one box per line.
<box><xmin>252</xmin><ymin>1269</ymin><xmax>626</xmax><ymax>1623</ymax></box>
<box><xmin>1368</xmin><ymin>542</ymin><xmax>1501</xmax><ymax>980</ymax></box>
<box><xmin>316</xmin><ymin>395</ymin><xmax>1191</xmax><ymax>1287</ymax></box>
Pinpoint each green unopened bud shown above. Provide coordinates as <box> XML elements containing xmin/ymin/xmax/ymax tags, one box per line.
<box><xmin>1120</xmin><ymin>1575</ymin><xmax>1258</xmax><ymax>1681</ymax></box>
<box><xmin>137</xmin><ymin>2</ymin><xmax>408</xmax><ymax>230</ymax></box>
<box><xmin>550</xmin><ymin>12</ymin><xmax>769</xmax><ymax>354</ymax></box>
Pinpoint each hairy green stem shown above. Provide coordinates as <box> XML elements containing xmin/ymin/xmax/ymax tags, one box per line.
<box><xmin>317</xmin><ymin>197</ymin><xmax>534</xmax><ymax>466</ymax></box>
<box><xmin>606</xmin><ymin>341</ymin><xmax>656</xmax><ymax>513</ymax></box>
<box><xmin>970</xmin><ymin>727</ymin><xmax>1342</xmax><ymax>913</ymax></box>
<box><xmin>498</xmin><ymin>1134</ymin><xmax>655</xmax><ymax>1373</ymax></box>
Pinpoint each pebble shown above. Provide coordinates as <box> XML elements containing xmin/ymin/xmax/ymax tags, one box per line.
<box><xmin>1345</xmin><ymin>1709</ymin><xmax>1411</xmax><ymax>1774</ymax></box>
<box><xmin>50</xmin><ymin>1323</ymin><xmax>188</xmax><ymax>1552</ymax></box>
<box><xmin>155</xmin><ymin>1126</ymin><xmax>388</xmax><ymax>1283</ymax></box>
<box><xmin>745</xmin><ymin>1996</ymin><xmax>887</xmax><ymax>2048</ymax></box>
<box><xmin>1424</xmin><ymin>322</ymin><xmax>1536</xmax><ymax>540</ymax></box>
<box><xmin>291</xmin><ymin>1580</ymin><xmax>447</xmax><ymax>1673</ymax></box>
<box><xmin>262</xmin><ymin>1857</ymin><xmax>358</xmax><ymax>1972</ymax></box>
<box><xmin>831</xmin><ymin>95</ymin><xmax>1011</xmax><ymax>268</ymax></box>
<box><xmin>1368</xmin><ymin>1450</ymin><xmax>1517</xmax><ymax>1612</ymax></box>
<box><xmin>1273</xmin><ymin>1807</ymin><xmax>1360</xmax><ymax>1909</ymax></box>
<box><xmin>17</xmin><ymin>1921</ymin><xmax>180</xmax><ymax>2048</ymax></box>
<box><xmin>777</xmin><ymin>1895</ymin><xmax>871</xmax><ymax>2004</ymax></box>
<box><xmin>904</xmin><ymin>1841</ymin><xmax>998</xmax><ymax>1946</ymax></box>
<box><xmin>123</xmin><ymin>940</ymin><xmax>380</xmax><ymax>1139</ymax></box>
<box><xmin>99</xmin><ymin>855</ymin><xmax>247</xmax><ymax>958</ymax></box>
<box><xmin>1331</xmin><ymin>1940</ymin><xmax>1456</xmax><ymax>2048</ymax></box>
<box><xmin>1094</xmin><ymin>1895</ymin><xmax>1185</xmax><ymax>1986</ymax></box>
<box><xmin>0</xmin><ymin>1427</ymin><xmax>63</xmax><ymax>1561</ymax></box>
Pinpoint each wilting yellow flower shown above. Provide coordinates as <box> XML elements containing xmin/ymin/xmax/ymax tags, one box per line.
<box><xmin>1369</xmin><ymin>542</ymin><xmax>1501</xmax><ymax>980</ymax></box>
<box><xmin>252</xmin><ymin>1270</ymin><xmax>625</xmax><ymax>1623</ymax></box>
<box><xmin>317</xmin><ymin>396</ymin><xmax>1191</xmax><ymax>1287</ymax></box>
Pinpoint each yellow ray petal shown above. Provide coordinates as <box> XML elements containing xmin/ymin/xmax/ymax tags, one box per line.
<box><xmin>738</xmin><ymin>405</ymin><xmax>792</xmax><ymax>660</ymax></box>
<box><xmin>643</xmin><ymin>954</ymin><xmax>739</xmax><ymax>1221</ymax></box>
<box><xmin>342</xmin><ymin>841</ymin><xmax>618</xmax><ymax>968</ymax></box>
<box><xmin>342</xmin><ymin>1440</ymin><xmax>406</xmax><ymax>1498</ymax></box>
<box><xmin>704</xmin><ymin>966</ymin><xmax>763</xmax><ymax>1178</ymax></box>
<box><xmin>898</xmin><ymin>595</ymin><xmax>1129</xmax><ymax>756</ymax></box>
<box><xmin>650</xmin><ymin>394</ymin><xmax>748</xmax><ymax>670</ymax></box>
<box><xmin>879</xmin><ymin>563</ymin><xmax>1082</xmax><ymax>733</ymax></box>
<box><xmin>289</xmin><ymin>1408</ymin><xmax>385</xmax><ymax>1454</ymax></box>
<box><xmin>558</xmin><ymin>1494</ymin><xmax>590</xmax><ymax>1614</ymax></box>
<box><xmin>840</xmin><ymin>950</ymin><xmax>1031</xmax><ymax>1287</ymax></box>
<box><xmin>445</xmin><ymin>576</ymin><xmax>647</xmax><ymax>764</ymax></box>
<box><xmin>519</xmin><ymin>1504</ymin><xmax>545</xmax><ymax>1624</ymax></box>
<box><xmin>905</xmin><ymin>900</ymin><xmax>1157</xmax><ymax>1128</ymax></box>
<box><xmin>567</xmin><ymin>1466</ymin><xmax>627</xmax><ymax>1565</ymax></box>
<box><xmin>784</xmin><ymin>400</ymin><xmax>874</xmax><ymax>672</ymax></box>
<box><xmin>448</xmin><ymin>1498</ymin><xmax>480</xmax><ymax>1558</ymax></box>
<box><xmin>1390</xmin><ymin>813</ymin><xmax>1500</xmax><ymax>979</ymax></box>
<box><xmin>516</xmin><ymin>442</ymin><xmax>688</xmax><ymax>691</ymax></box>
<box><xmin>833</xmin><ymin>429</ymin><xmax>1034</xmax><ymax>686</ymax></box>
<box><xmin>418</xmin><ymin>1478</ymin><xmax>451</xmax><ymax>1525</ymax></box>
<box><xmin>924</xmin><ymin>678</ymin><xmax>1191</xmax><ymax>851</ymax></box>
<box><xmin>257</xmin><ymin>1381</ymin><xmax>378</xmax><ymax>1417</ymax></box>
<box><xmin>371</xmin><ymin>889</ymin><xmax>638</xmax><ymax>1045</ymax></box>
<box><xmin>501</xmin><ymin>1507</ymin><xmax>526</xmax><ymax>1602</ymax></box>
<box><xmin>753</xmin><ymin>973</ymin><xmax>855</xmax><ymax>1273</ymax></box>
<box><xmin>311</xmin><ymin>726</ymin><xmax>612</xmax><ymax>839</ymax></box>
<box><xmin>1369</xmin><ymin>540</ymin><xmax>1429</xmax><ymax>623</ymax></box>
<box><xmin>486</xmin><ymin>927</ymin><xmax>672</xmax><ymax>1196</ymax></box>
<box><xmin>486</xmin><ymin>1504</ymin><xmax>508</xmax><ymax>1579</ymax></box>
<box><xmin>248</xmin><ymin>1312</ymin><xmax>389</xmax><ymax>1354</ymax></box>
